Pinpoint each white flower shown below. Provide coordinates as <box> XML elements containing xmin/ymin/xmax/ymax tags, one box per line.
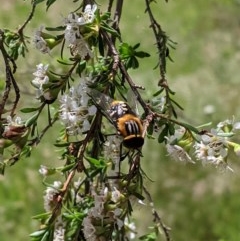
<box><xmin>39</xmin><ymin>165</ymin><xmax>48</xmax><ymax>176</ymax></box>
<box><xmin>63</xmin><ymin>5</ymin><xmax>97</xmax><ymax>58</ymax></box>
<box><xmin>194</xmin><ymin>130</ymin><xmax>232</xmax><ymax>171</ymax></box>
<box><xmin>59</xmin><ymin>79</ymin><xmax>96</xmax><ymax>135</ymax></box>
<box><xmin>89</xmin><ymin>188</ymin><xmax>108</xmax><ymax>218</ymax></box>
<box><xmin>217</xmin><ymin>117</ymin><xmax>240</xmax><ymax>132</ymax></box>
<box><xmin>152</xmin><ymin>96</ymin><xmax>166</xmax><ymax>113</ymax></box>
<box><xmin>111</xmin><ymin>187</ymin><xmax>121</xmax><ymax>203</ymax></box>
<box><xmin>82</xmin><ymin>216</ymin><xmax>96</xmax><ymax>241</ymax></box>
<box><xmin>194</xmin><ymin>141</ymin><xmax>208</xmax><ymax>162</ymax></box>
<box><xmin>166</xmin><ymin>143</ymin><xmax>194</xmax><ymax>163</ymax></box>
<box><xmin>3</xmin><ymin>116</ymin><xmax>23</xmax><ymax>134</ymax></box>
<box><xmin>32</xmin><ymin>63</ymin><xmax>49</xmax><ymax>91</ymax></box>
<box><xmin>203</xmin><ymin>104</ymin><xmax>215</xmax><ymax>115</ymax></box>
<box><xmin>113</xmin><ymin>208</ymin><xmax>124</xmax><ymax>229</ymax></box>
<box><xmin>104</xmin><ymin>136</ymin><xmax>122</xmax><ymax>162</ymax></box>
<box><xmin>64</xmin><ymin>13</ymin><xmax>80</xmax><ymax>44</ymax></box>
<box><xmin>124</xmin><ymin>219</ymin><xmax>136</xmax><ymax>240</ymax></box>
<box><xmin>165</xmin><ymin>130</ymin><xmax>194</xmax><ymax>164</ymax></box>
<box><xmin>53</xmin><ymin>225</ymin><xmax>65</xmax><ymax>241</ymax></box>
<box><xmin>6</xmin><ymin>116</ymin><xmax>22</xmax><ymax>126</ymax></box>
<box><xmin>33</xmin><ymin>26</ymin><xmax>50</xmax><ymax>54</ymax></box>
<box><xmin>69</xmin><ymin>38</ymin><xmax>93</xmax><ymax>59</ymax></box>
<box><xmin>77</xmin><ymin>4</ymin><xmax>97</xmax><ymax>25</ymax></box>
<box><xmin>43</xmin><ymin>181</ymin><xmax>62</xmax><ymax>212</ymax></box>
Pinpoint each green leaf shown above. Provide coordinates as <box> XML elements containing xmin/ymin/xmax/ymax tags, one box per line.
<box><xmin>135</xmin><ymin>51</ymin><xmax>150</xmax><ymax>58</ymax></box>
<box><xmin>148</xmin><ymin>122</ymin><xmax>154</xmax><ymax>136</ymax></box>
<box><xmin>168</xmin><ymin>123</ymin><xmax>175</xmax><ymax>135</ymax></box>
<box><xmin>32</xmin><ymin>212</ymin><xmax>51</xmax><ymax>220</ymax></box>
<box><xmin>98</xmin><ymin>33</ymin><xmax>104</xmax><ymax>56</ymax></box>
<box><xmin>126</xmin><ymin>57</ymin><xmax>139</xmax><ymax>69</ymax></box>
<box><xmin>54</xmin><ymin>142</ymin><xmax>70</xmax><ymax>147</ymax></box>
<box><xmin>76</xmin><ymin>61</ymin><xmax>86</xmax><ymax>75</ymax></box>
<box><xmin>139</xmin><ymin>232</ymin><xmax>157</xmax><ymax>241</ymax></box>
<box><xmin>100</xmin><ymin>12</ymin><xmax>111</xmax><ymax>21</ymax></box>
<box><xmin>133</xmin><ymin>43</ymin><xmax>140</xmax><ymax>49</ymax></box>
<box><xmin>100</xmin><ymin>22</ymin><xmax>120</xmax><ymax>38</ymax></box>
<box><xmin>20</xmin><ymin>146</ymin><xmax>32</xmax><ymax>158</ymax></box>
<box><xmin>131</xmin><ymin>191</ymin><xmax>145</xmax><ymax>200</ymax></box>
<box><xmin>177</xmin><ymin>121</ymin><xmax>199</xmax><ymax>134</ymax></box>
<box><xmin>158</xmin><ymin>124</ymin><xmax>169</xmax><ymax>143</ymax></box>
<box><xmin>60</xmin><ymin>163</ymin><xmax>76</xmax><ymax>172</ymax></box>
<box><xmin>56</xmin><ymin>58</ymin><xmax>72</xmax><ymax>65</ymax></box>
<box><xmin>25</xmin><ymin>113</ymin><xmax>39</xmax><ymax>127</ymax></box>
<box><xmin>29</xmin><ymin>229</ymin><xmax>47</xmax><ymax>238</ymax></box>
<box><xmin>20</xmin><ymin>107</ymin><xmax>40</xmax><ymax>113</ymax></box>
<box><xmin>46</xmin><ymin>0</ymin><xmax>57</xmax><ymax>10</ymax></box>
<box><xmin>45</xmin><ymin>26</ymin><xmax>65</xmax><ymax>31</ymax></box>
<box><xmin>85</xmin><ymin>156</ymin><xmax>106</xmax><ymax>169</ymax></box>
<box><xmin>153</xmin><ymin>88</ymin><xmax>164</xmax><ymax>97</ymax></box>
<box><xmin>170</xmin><ymin>97</ymin><xmax>184</xmax><ymax>110</ymax></box>
<box><xmin>0</xmin><ymin>161</ymin><xmax>5</xmax><ymax>175</ymax></box>
<box><xmin>32</xmin><ymin>0</ymin><xmax>46</xmax><ymax>5</ymax></box>
<box><xmin>119</xmin><ymin>42</ymin><xmax>131</xmax><ymax>57</ymax></box>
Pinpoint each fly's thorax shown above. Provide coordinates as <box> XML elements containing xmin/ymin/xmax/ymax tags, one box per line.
<box><xmin>108</xmin><ymin>101</ymin><xmax>134</xmax><ymax>122</ymax></box>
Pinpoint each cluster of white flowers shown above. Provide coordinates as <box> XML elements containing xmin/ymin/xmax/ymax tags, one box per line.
<box><xmin>5</xmin><ymin>116</ymin><xmax>22</xmax><ymax>128</ymax></box>
<box><xmin>82</xmin><ymin>216</ymin><xmax>97</xmax><ymax>241</ymax></box>
<box><xmin>43</xmin><ymin>181</ymin><xmax>62</xmax><ymax>212</ymax></box>
<box><xmin>53</xmin><ymin>217</ymin><xmax>65</xmax><ymax>241</ymax></box>
<box><xmin>59</xmin><ymin>77</ymin><xmax>97</xmax><ymax>135</ymax></box>
<box><xmin>124</xmin><ymin>218</ymin><xmax>136</xmax><ymax>240</ymax></box>
<box><xmin>43</xmin><ymin>183</ymin><xmax>66</xmax><ymax>240</ymax></box>
<box><xmin>82</xmin><ymin>187</ymin><xmax>108</xmax><ymax>240</ymax></box>
<box><xmin>217</xmin><ymin>118</ymin><xmax>240</xmax><ymax>132</ymax></box>
<box><xmin>166</xmin><ymin>143</ymin><xmax>194</xmax><ymax>163</ymax></box>
<box><xmin>165</xmin><ymin>127</ymin><xmax>195</xmax><ymax>164</ymax></box>
<box><xmin>103</xmin><ymin>135</ymin><xmax>122</xmax><ymax>174</ymax></box>
<box><xmin>31</xmin><ymin>63</ymin><xmax>49</xmax><ymax>98</ymax></box>
<box><xmin>32</xmin><ymin>26</ymin><xmax>50</xmax><ymax>54</ymax></box>
<box><xmin>82</xmin><ymin>186</ymin><xmax>126</xmax><ymax>240</ymax></box>
<box><xmin>64</xmin><ymin>4</ymin><xmax>97</xmax><ymax>58</ymax></box>
<box><xmin>77</xmin><ymin>4</ymin><xmax>98</xmax><ymax>25</ymax></box>
<box><xmin>166</xmin><ymin>118</ymin><xmax>240</xmax><ymax>171</ymax></box>
<box><xmin>194</xmin><ymin>129</ymin><xmax>229</xmax><ymax>170</ymax></box>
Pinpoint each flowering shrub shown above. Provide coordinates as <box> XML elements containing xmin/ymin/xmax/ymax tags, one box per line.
<box><xmin>0</xmin><ymin>1</ymin><xmax>240</xmax><ymax>241</ymax></box>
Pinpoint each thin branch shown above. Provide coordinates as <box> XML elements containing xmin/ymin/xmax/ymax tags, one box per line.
<box><xmin>0</xmin><ymin>30</ymin><xmax>20</xmax><ymax>118</ymax></box>
<box><xmin>143</xmin><ymin>185</ymin><xmax>172</xmax><ymax>241</ymax></box>
<box><xmin>18</xmin><ymin>2</ymin><xmax>36</xmax><ymax>37</ymax></box>
<box><xmin>47</xmin><ymin>169</ymin><xmax>76</xmax><ymax>225</ymax></box>
<box><xmin>145</xmin><ymin>0</ymin><xmax>168</xmax><ymax>82</ymax></box>
<box><xmin>107</xmin><ymin>0</ymin><xmax>114</xmax><ymax>13</ymax></box>
<box><xmin>100</xmin><ymin>30</ymin><xmax>150</xmax><ymax>115</ymax></box>
<box><xmin>111</xmin><ymin>0</ymin><xmax>124</xmax><ymax>43</ymax></box>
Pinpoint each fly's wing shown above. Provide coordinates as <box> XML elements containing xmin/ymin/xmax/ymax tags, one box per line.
<box><xmin>87</xmin><ymin>89</ymin><xmax>115</xmax><ymax>125</ymax></box>
<box><xmin>126</xmin><ymin>89</ymin><xmax>141</xmax><ymax>116</ymax></box>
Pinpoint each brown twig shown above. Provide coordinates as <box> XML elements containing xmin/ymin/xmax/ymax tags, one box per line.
<box><xmin>18</xmin><ymin>2</ymin><xmax>36</xmax><ymax>37</ymax></box>
<box><xmin>145</xmin><ymin>0</ymin><xmax>168</xmax><ymax>82</ymax></box>
<box><xmin>0</xmin><ymin>30</ymin><xmax>20</xmax><ymax>118</ymax></box>
<box><xmin>111</xmin><ymin>0</ymin><xmax>123</xmax><ymax>43</ymax></box>
<box><xmin>143</xmin><ymin>185</ymin><xmax>172</xmax><ymax>241</ymax></box>
<box><xmin>100</xmin><ymin>30</ymin><xmax>151</xmax><ymax>116</ymax></box>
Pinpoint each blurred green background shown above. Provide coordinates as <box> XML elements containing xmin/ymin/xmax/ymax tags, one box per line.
<box><xmin>1</xmin><ymin>0</ymin><xmax>240</xmax><ymax>240</ymax></box>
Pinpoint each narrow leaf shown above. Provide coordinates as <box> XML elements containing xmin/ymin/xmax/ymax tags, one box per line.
<box><xmin>20</xmin><ymin>107</ymin><xmax>40</xmax><ymax>113</ymax></box>
<box><xmin>158</xmin><ymin>125</ymin><xmax>169</xmax><ymax>143</ymax></box>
